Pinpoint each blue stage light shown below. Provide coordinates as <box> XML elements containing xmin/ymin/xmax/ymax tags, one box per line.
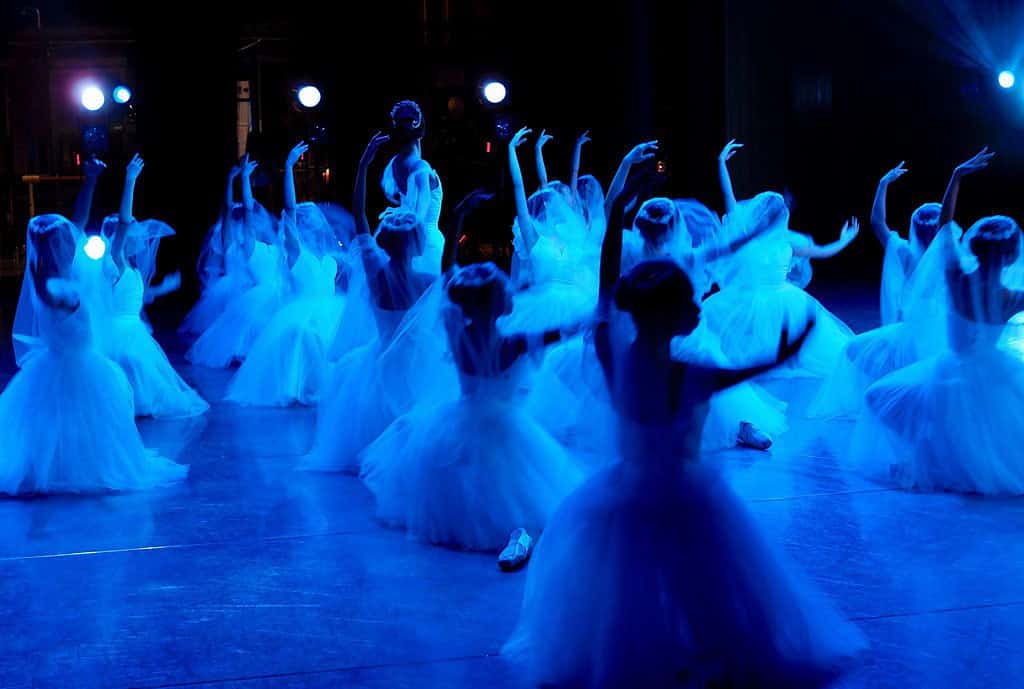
<box><xmin>80</xmin><ymin>85</ymin><xmax>105</xmax><ymax>112</ymax></box>
<box><xmin>483</xmin><ymin>81</ymin><xmax>508</xmax><ymax>105</ymax></box>
<box><xmin>998</xmin><ymin>70</ymin><xmax>1015</xmax><ymax>89</ymax></box>
<box><xmin>297</xmin><ymin>85</ymin><xmax>322</xmax><ymax>109</ymax></box>
<box><xmin>84</xmin><ymin>235</ymin><xmax>107</xmax><ymax>260</ymax></box>
<box><xmin>112</xmin><ymin>85</ymin><xmax>132</xmax><ymax>104</ymax></box>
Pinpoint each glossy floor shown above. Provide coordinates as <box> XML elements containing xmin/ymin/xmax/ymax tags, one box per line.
<box><xmin>1</xmin><ymin>287</ymin><xmax>1021</xmax><ymax>688</ymax></box>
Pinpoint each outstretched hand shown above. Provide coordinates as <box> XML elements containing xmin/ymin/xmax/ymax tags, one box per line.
<box><xmin>776</xmin><ymin>317</ymin><xmax>815</xmax><ymax>364</ymax></box>
<box><xmin>624</xmin><ymin>140</ymin><xmax>658</xmax><ymax>165</ymax></box>
<box><xmin>535</xmin><ymin>129</ymin><xmax>554</xmax><ymax>149</ymax></box>
<box><xmin>241</xmin><ymin>154</ymin><xmax>258</xmax><ymax>178</ymax></box>
<box><xmin>511</xmin><ymin>127</ymin><xmax>532</xmax><ymax>149</ymax></box>
<box><xmin>162</xmin><ymin>271</ymin><xmax>183</xmax><ymax>292</ymax></box>
<box><xmin>286</xmin><ymin>141</ymin><xmax>309</xmax><ymax>168</ymax></box>
<box><xmin>880</xmin><ymin>161</ymin><xmax>907</xmax><ymax>185</ymax></box>
<box><xmin>719</xmin><ymin>139</ymin><xmax>744</xmax><ymax>163</ymax></box>
<box><xmin>955</xmin><ymin>147</ymin><xmax>994</xmax><ymax>178</ymax></box>
<box><xmin>454</xmin><ymin>188</ymin><xmax>495</xmax><ymax>217</ymax></box>
<box><xmin>839</xmin><ymin>217</ymin><xmax>860</xmax><ymax>244</ymax></box>
<box><xmin>575</xmin><ymin>130</ymin><xmax>592</xmax><ymax>149</ymax></box>
<box><xmin>125</xmin><ymin>153</ymin><xmax>145</xmax><ymax>182</ymax></box>
<box><xmin>83</xmin><ymin>157</ymin><xmax>107</xmax><ymax>179</ymax></box>
<box><xmin>228</xmin><ymin>164</ymin><xmax>243</xmax><ymax>180</ymax></box>
<box><xmin>361</xmin><ymin>132</ymin><xmax>390</xmax><ymax>164</ymax></box>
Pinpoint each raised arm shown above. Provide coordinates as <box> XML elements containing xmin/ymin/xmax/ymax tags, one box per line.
<box><xmin>355</xmin><ymin>132</ymin><xmax>391</xmax><ymax>237</ymax></box>
<box><xmin>72</xmin><ymin>157</ymin><xmax>106</xmax><ymax>233</ymax></box>
<box><xmin>792</xmin><ymin>218</ymin><xmax>860</xmax><ymax>259</ymax></box>
<box><xmin>510</xmin><ymin>127</ymin><xmax>540</xmax><ymax>254</ymax></box>
<box><xmin>283</xmin><ymin>141</ymin><xmax>309</xmax><ymax>224</ymax></box>
<box><xmin>940</xmin><ymin>147</ymin><xmax>994</xmax><ymax>229</ymax></box>
<box><xmin>598</xmin><ymin>185</ymin><xmax>633</xmax><ymax>319</ymax></box>
<box><xmin>871</xmin><ymin>162</ymin><xmax>907</xmax><ymax>248</ymax></box>
<box><xmin>220</xmin><ymin>164</ymin><xmax>241</xmax><ymax>255</ymax></box>
<box><xmin>605</xmin><ymin>140</ymin><xmax>658</xmax><ymax>218</ymax></box>
<box><xmin>113</xmin><ymin>154</ymin><xmax>145</xmax><ymax>269</ymax></box>
<box><xmin>534</xmin><ymin>129</ymin><xmax>554</xmax><ymax>189</ymax></box>
<box><xmin>444</xmin><ymin>189</ymin><xmax>494</xmax><ymax>274</ymax></box>
<box><xmin>240</xmin><ymin>153</ymin><xmax>258</xmax><ymax>231</ymax></box>
<box><xmin>570</xmin><ymin>130</ymin><xmax>591</xmax><ymax>196</ymax></box>
<box><xmin>718</xmin><ymin>139</ymin><xmax>743</xmax><ymax>216</ymax></box>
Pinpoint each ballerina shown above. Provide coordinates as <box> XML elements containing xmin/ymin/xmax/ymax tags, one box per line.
<box><xmin>503</xmin><ymin>190</ymin><xmax>865</xmax><ymax>689</ymax></box>
<box><xmin>225</xmin><ymin>142</ymin><xmax>349</xmax><ymax>407</ymax></box>
<box><xmin>701</xmin><ymin>140</ymin><xmax>857</xmax><ymax>378</ymax></box>
<box><xmin>1</xmin><ymin>214</ymin><xmax>187</xmax><ymax>495</ymax></box>
<box><xmin>382</xmin><ymin>100</ymin><xmax>445</xmax><ymax>276</ymax></box>
<box><xmin>850</xmin><ymin>149</ymin><xmax>1024</xmax><ymax>495</ymax></box>
<box><xmin>809</xmin><ymin>160</ymin><xmax>948</xmax><ymax>418</ymax></box>
<box><xmin>187</xmin><ymin>155</ymin><xmax>290</xmax><ymax>367</ymax></box>
<box><xmin>360</xmin><ymin>251</ymin><xmax>583</xmax><ymax>552</ymax></box>
<box><xmin>104</xmin><ymin>154</ymin><xmax>208</xmax><ymax>419</ymax></box>
<box><xmin>302</xmin><ymin>131</ymin><xmax>435</xmax><ymax>473</ymax></box>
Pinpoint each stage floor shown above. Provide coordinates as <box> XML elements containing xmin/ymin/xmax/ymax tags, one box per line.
<box><xmin>1</xmin><ymin>284</ymin><xmax>1023</xmax><ymax>689</ymax></box>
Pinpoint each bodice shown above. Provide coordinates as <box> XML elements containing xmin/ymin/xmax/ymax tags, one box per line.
<box><xmin>248</xmin><ymin>242</ymin><xmax>283</xmax><ymax>284</ymax></box>
<box><xmin>290</xmin><ymin>250</ymin><xmax>338</xmax><ymax>298</ymax></box>
<box><xmin>37</xmin><ymin>294</ymin><xmax>92</xmax><ymax>353</ymax></box>
<box><xmin>729</xmin><ymin>229</ymin><xmax>793</xmax><ymax>287</ymax></box>
<box><xmin>112</xmin><ymin>267</ymin><xmax>145</xmax><ymax>318</ymax></box>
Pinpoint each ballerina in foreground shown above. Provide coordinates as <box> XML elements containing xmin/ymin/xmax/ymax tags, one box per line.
<box><xmin>503</xmin><ymin>189</ymin><xmax>865</xmax><ymax>689</ymax></box>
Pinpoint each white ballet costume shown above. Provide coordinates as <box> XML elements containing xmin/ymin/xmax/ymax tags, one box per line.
<box><xmin>360</xmin><ymin>355</ymin><xmax>583</xmax><ymax>550</ymax></box>
<box><xmin>382</xmin><ymin>159</ymin><xmax>444</xmax><ymax>276</ymax></box>
<box><xmin>186</xmin><ymin>241</ymin><xmax>288</xmax><ymax>367</ymax></box>
<box><xmin>0</xmin><ymin>296</ymin><xmax>187</xmax><ymax>494</ymax></box>
<box><xmin>851</xmin><ymin>303</ymin><xmax>1024</xmax><ymax>496</ymax></box>
<box><xmin>702</xmin><ymin>227</ymin><xmax>852</xmax><ymax>379</ymax></box>
<box><xmin>180</xmin><ymin>244</ymin><xmax>253</xmax><ymax>337</ymax></box>
<box><xmin>505</xmin><ymin>334</ymin><xmax>865</xmax><ymax>688</ymax></box>
<box><xmin>225</xmin><ymin>249</ymin><xmax>344</xmax><ymax>406</ymax></box>
<box><xmin>108</xmin><ymin>266</ymin><xmax>209</xmax><ymax>418</ymax></box>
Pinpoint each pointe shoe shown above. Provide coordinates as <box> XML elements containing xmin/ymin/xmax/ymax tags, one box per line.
<box><xmin>498</xmin><ymin>528</ymin><xmax>533</xmax><ymax>572</ymax></box>
<box><xmin>737</xmin><ymin>422</ymin><xmax>772</xmax><ymax>451</ymax></box>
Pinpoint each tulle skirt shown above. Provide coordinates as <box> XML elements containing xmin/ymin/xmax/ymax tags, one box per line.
<box><xmin>504</xmin><ymin>459</ymin><xmax>865</xmax><ymax>689</ymax></box>
<box><xmin>501</xmin><ymin>282</ymin><xmax>597</xmax><ymax>334</ymax></box>
<box><xmin>701</xmin><ymin>282</ymin><xmax>852</xmax><ymax>379</ymax></box>
<box><xmin>850</xmin><ymin>345</ymin><xmax>1024</xmax><ymax>495</ymax></box>
<box><xmin>360</xmin><ymin>393</ymin><xmax>584</xmax><ymax>551</ymax></box>
<box><xmin>110</xmin><ymin>316</ymin><xmax>209</xmax><ymax>419</ymax></box>
<box><xmin>0</xmin><ymin>347</ymin><xmax>188</xmax><ymax>495</ymax></box>
<box><xmin>186</xmin><ymin>282</ymin><xmax>286</xmax><ymax>368</ymax></box>
<box><xmin>807</xmin><ymin>323</ymin><xmax>918</xmax><ymax>419</ymax></box>
<box><xmin>179</xmin><ymin>273</ymin><xmax>249</xmax><ymax>337</ymax></box>
<box><xmin>225</xmin><ymin>295</ymin><xmax>346</xmax><ymax>407</ymax></box>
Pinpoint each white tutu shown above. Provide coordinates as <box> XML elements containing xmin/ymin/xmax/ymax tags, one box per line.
<box><xmin>226</xmin><ymin>253</ymin><xmax>344</xmax><ymax>407</ymax></box>
<box><xmin>186</xmin><ymin>242</ymin><xmax>288</xmax><ymax>368</ymax></box>
<box><xmin>0</xmin><ymin>304</ymin><xmax>187</xmax><ymax>495</ymax></box>
<box><xmin>504</xmin><ymin>447</ymin><xmax>864</xmax><ymax>689</ymax></box>
<box><xmin>850</xmin><ymin>320</ymin><xmax>1024</xmax><ymax>495</ymax></box>
<box><xmin>360</xmin><ymin>361</ymin><xmax>583</xmax><ymax>550</ymax></box>
<box><xmin>180</xmin><ymin>245</ymin><xmax>253</xmax><ymax>336</ymax></box>
<box><xmin>108</xmin><ymin>268</ymin><xmax>208</xmax><ymax>419</ymax></box>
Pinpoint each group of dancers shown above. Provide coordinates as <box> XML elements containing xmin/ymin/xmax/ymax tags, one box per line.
<box><xmin>4</xmin><ymin>94</ymin><xmax>1024</xmax><ymax>686</ymax></box>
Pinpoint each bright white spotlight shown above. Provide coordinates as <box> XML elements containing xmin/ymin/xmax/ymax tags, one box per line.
<box><xmin>84</xmin><ymin>235</ymin><xmax>107</xmax><ymax>261</ymax></box>
<box><xmin>998</xmin><ymin>70</ymin><xmax>1016</xmax><ymax>89</ymax></box>
<box><xmin>112</xmin><ymin>85</ymin><xmax>132</xmax><ymax>104</ymax></box>
<box><xmin>80</xmin><ymin>85</ymin><xmax>105</xmax><ymax>111</ymax></box>
<box><xmin>483</xmin><ymin>81</ymin><xmax>508</xmax><ymax>105</ymax></box>
<box><xmin>297</xmin><ymin>85</ymin><xmax>322</xmax><ymax>108</ymax></box>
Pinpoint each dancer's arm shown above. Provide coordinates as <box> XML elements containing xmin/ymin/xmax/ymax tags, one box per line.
<box><xmin>283</xmin><ymin>141</ymin><xmax>308</xmax><ymax>224</ymax></box>
<box><xmin>940</xmin><ymin>148</ymin><xmax>994</xmax><ymax>268</ymax></box>
<box><xmin>355</xmin><ymin>132</ymin><xmax>390</xmax><ymax>237</ymax></box>
<box><xmin>71</xmin><ymin>157</ymin><xmax>106</xmax><ymax>233</ymax></box>
<box><xmin>238</xmin><ymin>155</ymin><xmax>258</xmax><ymax>258</ymax></box>
<box><xmin>718</xmin><ymin>139</ymin><xmax>743</xmax><ymax>216</ymax></box>
<box><xmin>220</xmin><ymin>164</ymin><xmax>241</xmax><ymax>256</ymax></box>
<box><xmin>113</xmin><ymin>154</ymin><xmax>145</xmax><ymax>269</ymax></box>
<box><xmin>444</xmin><ymin>189</ymin><xmax>494</xmax><ymax>274</ymax></box>
<box><xmin>146</xmin><ymin>271</ymin><xmax>182</xmax><ymax>302</ymax></box>
<box><xmin>534</xmin><ymin>129</ymin><xmax>553</xmax><ymax>189</ymax></box>
<box><xmin>792</xmin><ymin>219</ymin><xmax>859</xmax><ymax>259</ymax></box>
<box><xmin>699</xmin><ymin>319</ymin><xmax>815</xmax><ymax>391</ymax></box>
<box><xmin>605</xmin><ymin>140</ymin><xmax>658</xmax><ymax>218</ymax></box>
<box><xmin>510</xmin><ymin>127</ymin><xmax>540</xmax><ymax>255</ymax></box>
<box><xmin>570</xmin><ymin>130</ymin><xmax>591</xmax><ymax>197</ymax></box>
<box><xmin>871</xmin><ymin>162</ymin><xmax>906</xmax><ymax>248</ymax></box>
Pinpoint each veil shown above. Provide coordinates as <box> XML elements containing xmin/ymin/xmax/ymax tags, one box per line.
<box><xmin>12</xmin><ymin>214</ymin><xmax>79</xmax><ymax>366</ymax></box>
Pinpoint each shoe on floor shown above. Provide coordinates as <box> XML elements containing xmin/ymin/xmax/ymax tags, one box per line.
<box><xmin>737</xmin><ymin>421</ymin><xmax>772</xmax><ymax>450</ymax></box>
<box><xmin>498</xmin><ymin>528</ymin><xmax>533</xmax><ymax>572</ymax></box>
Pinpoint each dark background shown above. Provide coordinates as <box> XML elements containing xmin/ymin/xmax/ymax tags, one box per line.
<box><xmin>2</xmin><ymin>0</ymin><xmax>1023</xmax><ymax>302</ymax></box>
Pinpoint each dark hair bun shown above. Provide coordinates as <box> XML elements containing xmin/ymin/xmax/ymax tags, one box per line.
<box><xmin>967</xmin><ymin>215</ymin><xmax>1021</xmax><ymax>265</ymax></box>
<box><xmin>634</xmin><ymin>197</ymin><xmax>677</xmax><ymax>244</ymax></box>
<box><xmin>615</xmin><ymin>259</ymin><xmax>696</xmax><ymax>321</ymax></box>
<box><xmin>447</xmin><ymin>262</ymin><xmax>510</xmax><ymax>315</ymax></box>
<box><xmin>390</xmin><ymin>100</ymin><xmax>425</xmax><ymax>143</ymax></box>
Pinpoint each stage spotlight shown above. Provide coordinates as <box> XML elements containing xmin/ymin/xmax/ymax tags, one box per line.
<box><xmin>482</xmin><ymin>81</ymin><xmax>508</xmax><ymax>105</ymax></box>
<box><xmin>84</xmin><ymin>235</ymin><xmax>107</xmax><ymax>261</ymax></box>
<box><xmin>297</xmin><ymin>85</ymin><xmax>322</xmax><ymax>109</ymax></box>
<box><xmin>112</xmin><ymin>85</ymin><xmax>132</xmax><ymax>104</ymax></box>
<box><xmin>998</xmin><ymin>70</ymin><xmax>1015</xmax><ymax>89</ymax></box>
<box><xmin>80</xmin><ymin>85</ymin><xmax>105</xmax><ymax>112</ymax></box>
